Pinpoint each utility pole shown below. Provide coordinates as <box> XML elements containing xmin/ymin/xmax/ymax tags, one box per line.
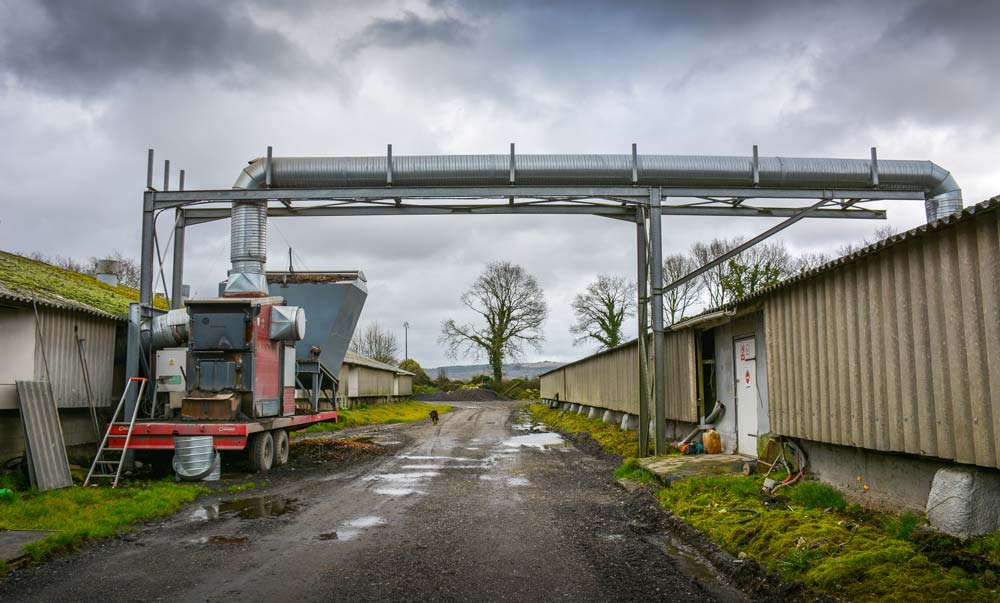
<box><xmin>403</xmin><ymin>321</ymin><xmax>410</xmax><ymax>360</ymax></box>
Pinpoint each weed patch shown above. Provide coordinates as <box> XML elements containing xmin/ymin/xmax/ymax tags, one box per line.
<box><xmin>786</xmin><ymin>480</ymin><xmax>847</xmax><ymax>511</ymax></box>
<box><xmin>614</xmin><ymin>458</ymin><xmax>658</xmax><ymax>483</ymax></box>
<box><xmin>0</xmin><ymin>480</ymin><xmax>205</xmax><ymax>563</ymax></box>
<box><xmin>657</xmin><ymin>474</ymin><xmax>999</xmax><ymax>601</ymax></box>
<box><xmin>526</xmin><ymin>404</ymin><xmax>648</xmax><ymax>457</ymax></box>
<box><xmin>297</xmin><ymin>401</ymin><xmax>453</xmax><ymax>436</ymax></box>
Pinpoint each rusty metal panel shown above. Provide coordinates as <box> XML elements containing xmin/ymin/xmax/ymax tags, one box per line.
<box><xmin>32</xmin><ymin>308</ymin><xmax>117</xmax><ymax>408</ymax></box>
<box><xmin>539</xmin><ymin>331</ymin><xmax>697</xmax><ymax>422</ymax></box>
<box><xmin>765</xmin><ymin>206</ymin><xmax>1000</xmax><ymax>468</ymax></box>
<box><xmin>15</xmin><ymin>380</ymin><xmax>73</xmax><ymax>491</ymax></box>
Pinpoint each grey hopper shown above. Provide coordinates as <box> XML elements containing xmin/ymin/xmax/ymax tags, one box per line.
<box><xmin>266</xmin><ymin>271</ymin><xmax>367</xmax><ymax>379</ymax></box>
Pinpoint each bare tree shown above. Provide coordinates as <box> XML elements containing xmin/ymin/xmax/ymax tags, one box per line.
<box><xmin>440</xmin><ymin>261</ymin><xmax>548</xmax><ymax>386</ymax></box>
<box><xmin>569</xmin><ymin>274</ymin><xmax>635</xmax><ymax>350</ymax></box>
<box><xmin>837</xmin><ymin>224</ymin><xmax>899</xmax><ymax>256</ymax></box>
<box><xmin>790</xmin><ymin>251</ymin><xmax>833</xmax><ymax>274</ymax></box>
<box><xmin>689</xmin><ymin>237</ymin><xmax>744</xmax><ymax>307</ymax></box>
<box><xmin>661</xmin><ymin>254</ymin><xmax>702</xmax><ymax>325</ymax></box>
<box><xmin>101</xmin><ymin>250</ymin><xmax>141</xmax><ymax>289</ymax></box>
<box><xmin>720</xmin><ymin>241</ymin><xmax>793</xmax><ymax>301</ymax></box>
<box><xmin>350</xmin><ymin>322</ymin><xmax>400</xmax><ymax>365</ymax></box>
<box><xmin>25</xmin><ymin>249</ymin><xmax>141</xmax><ymax>288</ymax></box>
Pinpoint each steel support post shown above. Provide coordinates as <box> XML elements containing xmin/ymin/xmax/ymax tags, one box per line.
<box><xmin>635</xmin><ymin>211</ymin><xmax>650</xmax><ymax>456</ymax></box>
<box><xmin>648</xmin><ymin>188</ymin><xmax>667</xmax><ymax>454</ymax></box>
<box><xmin>171</xmin><ymin>209</ymin><xmax>186</xmax><ymax>309</ymax></box>
<box><xmin>126</xmin><ymin>189</ymin><xmax>156</xmax><ymax>417</ymax></box>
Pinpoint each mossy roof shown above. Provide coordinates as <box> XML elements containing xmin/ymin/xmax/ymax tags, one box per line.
<box><xmin>0</xmin><ymin>251</ymin><xmax>167</xmax><ymax>321</ymax></box>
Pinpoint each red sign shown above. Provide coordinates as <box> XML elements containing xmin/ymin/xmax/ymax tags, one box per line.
<box><xmin>745</xmin><ymin>370</ymin><xmax>751</xmax><ymax>385</ymax></box>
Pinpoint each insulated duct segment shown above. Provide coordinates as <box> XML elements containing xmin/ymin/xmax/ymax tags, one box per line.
<box><xmin>225</xmin><ymin>201</ymin><xmax>268</xmax><ymax>296</ymax></box>
<box><xmin>234</xmin><ymin>153</ymin><xmax>962</xmax><ymax>222</ymax></box>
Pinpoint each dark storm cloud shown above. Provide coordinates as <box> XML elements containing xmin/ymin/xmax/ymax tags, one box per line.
<box><xmin>347</xmin><ymin>11</ymin><xmax>475</xmax><ymax>52</ymax></box>
<box><xmin>0</xmin><ymin>0</ymin><xmax>310</xmax><ymax>96</ymax></box>
<box><xmin>790</xmin><ymin>0</ymin><xmax>1000</xmax><ymax>132</ymax></box>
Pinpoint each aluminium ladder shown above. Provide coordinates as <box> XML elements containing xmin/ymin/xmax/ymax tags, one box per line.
<box><xmin>84</xmin><ymin>377</ymin><xmax>148</xmax><ymax>488</ymax></box>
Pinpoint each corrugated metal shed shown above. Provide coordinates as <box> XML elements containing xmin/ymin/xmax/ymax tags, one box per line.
<box><xmin>765</xmin><ymin>197</ymin><xmax>1000</xmax><ymax>468</ymax></box>
<box><xmin>342</xmin><ymin>351</ymin><xmax>415</xmax><ymax>376</ymax></box>
<box><xmin>33</xmin><ymin>309</ymin><xmax>117</xmax><ymax>408</ymax></box>
<box><xmin>540</xmin><ymin>331</ymin><xmax>698</xmax><ymax>422</ymax></box>
<box><xmin>356</xmin><ymin>366</ymin><xmax>396</xmax><ymax>397</ymax></box>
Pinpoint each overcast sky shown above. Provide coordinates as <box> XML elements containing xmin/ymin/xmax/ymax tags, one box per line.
<box><xmin>1</xmin><ymin>0</ymin><xmax>998</xmax><ymax>369</ymax></box>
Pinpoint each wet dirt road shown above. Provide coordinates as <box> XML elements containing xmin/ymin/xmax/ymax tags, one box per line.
<box><xmin>0</xmin><ymin>401</ymin><xmax>746</xmax><ymax>603</ymax></box>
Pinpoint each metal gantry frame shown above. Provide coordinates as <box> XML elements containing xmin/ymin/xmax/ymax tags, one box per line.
<box><xmin>132</xmin><ymin>148</ymin><xmax>925</xmax><ymax>455</ymax></box>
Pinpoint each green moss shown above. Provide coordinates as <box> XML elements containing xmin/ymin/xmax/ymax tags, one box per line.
<box><xmin>226</xmin><ymin>482</ymin><xmax>256</xmax><ymax>494</ymax></box>
<box><xmin>614</xmin><ymin>458</ymin><xmax>658</xmax><ymax>483</ymax></box>
<box><xmin>526</xmin><ymin>403</ymin><xmax>656</xmax><ymax>457</ymax></box>
<box><xmin>297</xmin><ymin>401</ymin><xmax>453</xmax><ymax>435</ymax></box>
<box><xmin>883</xmin><ymin>512</ymin><xmax>921</xmax><ymax>541</ymax></box>
<box><xmin>657</xmin><ymin>474</ymin><xmax>999</xmax><ymax>602</ymax></box>
<box><xmin>786</xmin><ymin>480</ymin><xmax>847</xmax><ymax>511</ymax></box>
<box><xmin>0</xmin><ymin>251</ymin><xmax>167</xmax><ymax>318</ymax></box>
<box><xmin>0</xmin><ymin>480</ymin><xmax>205</xmax><ymax>562</ymax></box>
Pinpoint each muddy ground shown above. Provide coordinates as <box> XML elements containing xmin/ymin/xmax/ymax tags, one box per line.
<box><xmin>0</xmin><ymin>401</ymin><xmax>755</xmax><ymax>603</ymax></box>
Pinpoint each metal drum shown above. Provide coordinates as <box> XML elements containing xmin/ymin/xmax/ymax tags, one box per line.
<box><xmin>173</xmin><ymin>435</ymin><xmax>220</xmax><ymax>482</ymax></box>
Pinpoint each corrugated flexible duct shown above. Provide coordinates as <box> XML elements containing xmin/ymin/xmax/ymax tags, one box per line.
<box><xmin>226</xmin><ymin>153</ymin><xmax>962</xmax><ymax>293</ymax></box>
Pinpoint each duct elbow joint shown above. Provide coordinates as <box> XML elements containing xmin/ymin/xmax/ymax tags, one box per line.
<box><xmin>925</xmin><ymin>168</ymin><xmax>962</xmax><ymax>222</ymax></box>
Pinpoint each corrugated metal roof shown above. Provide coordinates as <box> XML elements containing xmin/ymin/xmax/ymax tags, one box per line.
<box><xmin>342</xmin><ymin>351</ymin><xmax>415</xmax><ymax>376</ymax></box>
<box><xmin>0</xmin><ymin>251</ymin><xmax>167</xmax><ymax>320</ymax></box>
<box><xmin>723</xmin><ymin>195</ymin><xmax>1000</xmax><ymax>310</ymax></box>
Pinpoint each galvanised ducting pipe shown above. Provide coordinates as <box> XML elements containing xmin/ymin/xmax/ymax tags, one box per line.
<box><xmin>233</xmin><ymin>153</ymin><xmax>962</xmax><ymax>222</ymax></box>
<box><xmin>224</xmin><ymin>201</ymin><xmax>268</xmax><ymax>296</ymax></box>
<box><xmin>225</xmin><ymin>153</ymin><xmax>961</xmax><ymax>293</ymax></box>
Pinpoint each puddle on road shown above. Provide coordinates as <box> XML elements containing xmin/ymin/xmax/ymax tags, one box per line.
<box><xmin>189</xmin><ymin>496</ymin><xmax>298</xmax><ymax>521</ymax></box>
<box><xmin>506</xmin><ymin>477</ymin><xmax>530</xmax><ymax>486</ymax></box>
<box><xmin>188</xmin><ymin>535</ymin><xmax>250</xmax><ymax>545</ymax></box>
<box><xmin>400</xmin><ymin>464</ymin><xmax>447</xmax><ymax>470</ymax></box>
<box><xmin>374</xmin><ymin>487</ymin><xmax>423</xmax><ymax>496</ymax></box>
<box><xmin>502</xmin><ymin>433</ymin><xmax>569</xmax><ymax>449</ymax></box>
<box><xmin>400</xmin><ymin>455</ymin><xmax>478</xmax><ymax>462</ymax></box>
<box><xmin>320</xmin><ymin>516</ymin><xmax>387</xmax><ymax>543</ymax></box>
<box><xmin>364</xmin><ymin>471</ymin><xmax>440</xmax><ymax>483</ymax></box>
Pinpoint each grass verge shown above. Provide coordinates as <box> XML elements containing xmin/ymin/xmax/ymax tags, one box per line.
<box><xmin>614</xmin><ymin>458</ymin><xmax>659</xmax><ymax>484</ymax></box>
<box><xmin>297</xmin><ymin>400</ymin><xmax>453</xmax><ymax>436</ymax></box>
<box><xmin>0</xmin><ymin>480</ymin><xmax>206</xmax><ymax>565</ymax></box>
<box><xmin>526</xmin><ymin>403</ymin><xmax>654</xmax><ymax>457</ymax></box>
<box><xmin>658</xmin><ymin>474</ymin><xmax>1000</xmax><ymax>602</ymax></box>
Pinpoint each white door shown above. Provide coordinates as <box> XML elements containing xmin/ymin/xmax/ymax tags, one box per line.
<box><xmin>734</xmin><ymin>337</ymin><xmax>759</xmax><ymax>457</ymax></box>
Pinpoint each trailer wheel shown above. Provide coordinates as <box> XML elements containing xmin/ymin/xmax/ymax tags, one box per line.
<box><xmin>248</xmin><ymin>431</ymin><xmax>274</xmax><ymax>472</ymax></box>
<box><xmin>273</xmin><ymin>430</ymin><xmax>290</xmax><ymax>466</ymax></box>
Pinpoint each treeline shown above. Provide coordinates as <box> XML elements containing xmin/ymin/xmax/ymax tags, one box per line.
<box><xmin>571</xmin><ymin>224</ymin><xmax>897</xmax><ymax>351</ymax></box>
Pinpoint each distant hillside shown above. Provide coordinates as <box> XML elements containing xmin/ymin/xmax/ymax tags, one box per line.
<box><xmin>426</xmin><ymin>361</ymin><xmax>565</xmax><ymax>381</ymax></box>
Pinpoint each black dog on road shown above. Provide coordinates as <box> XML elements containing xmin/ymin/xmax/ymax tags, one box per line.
<box><xmin>429</xmin><ymin>409</ymin><xmax>439</xmax><ymax>425</ymax></box>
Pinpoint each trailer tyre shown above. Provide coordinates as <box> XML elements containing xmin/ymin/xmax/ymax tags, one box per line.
<box><xmin>248</xmin><ymin>431</ymin><xmax>274</xmax><ymax>472</ymax></box>
<box><xmin>273</xmin><ymin>430</ymin><xmax>290</xmax><ymax>466</ymax></box>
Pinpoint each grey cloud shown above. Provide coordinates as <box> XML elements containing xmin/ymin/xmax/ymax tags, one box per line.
<box><xmin>0</xmin><ymin>0</ymin><xmax>311</xmax><ymax>96</ymax></box>
<box><xmin>347</xmin><ymin>11</ymin><xmax>474</xmax><ymax>53</ymax></box>
<box><xmin>789</xmin><ymin>0</ymin><xmax>1000</xmax><ymax>135</ymax></box>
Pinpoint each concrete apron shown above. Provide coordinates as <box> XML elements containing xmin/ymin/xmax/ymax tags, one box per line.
<box><xmin>637</xmin><ymin>454</ymin><xmax>752</xmax><ymax>485</ymax></box>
